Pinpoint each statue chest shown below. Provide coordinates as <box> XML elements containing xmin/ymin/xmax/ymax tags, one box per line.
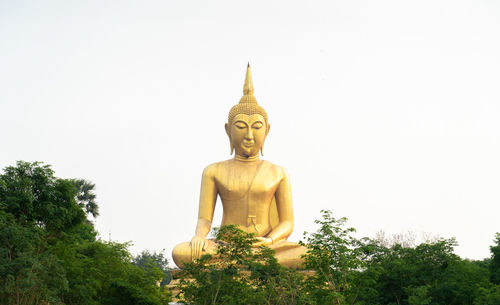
<box><xmin>215</xmin><ymin>167</ymin><xmax>281</xmax><ymax>202</ymax></box>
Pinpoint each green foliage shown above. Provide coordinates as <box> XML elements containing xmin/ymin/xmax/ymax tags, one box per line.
<box><xmin>303</xmin><ymin>219</ymin><xmax>499</xmax><ymax>305</ymax></box>
<box><xmin>177</xmin><ymin>225</ymin><xmax>312</xmax><ymax>305</ymax></box>
<box><xmin>363</xmin><ymin>239</ymin><xmax>458</xmax><ymax>304</ymax></box>
<box><xmin>0</xmin><ymin>210</ymin><xmax>67</xmax><ymax>305</ymax></box>
<box><xmin>354</xmin><ymin>236</ymin><xmax>495</xmax><ymax>305</ymax></box>
<box><xmin>407</xmin><ymin>285</ymin><xmax>432</xmax><ymax>305</ymax></box>
<box><xmin>301</xmin><ymin>210</ymin><xmax>369</xmax><ymax>305</ymax></box>
<box><xmin>0</xmin><ymin>161</ymin><xmax>85</xmax><ymax>233</ymax></box>
<box><xmin>433</xmin><ymin>257</ymin><xmax>491</xmax><ymax>305</ymax></box>
<box><xmin>0</xmin><ymin>161</ymin><xmax>171</xmax><ymax>305</ymax></box>
<box><xmin>474</xmin><ymin>285</ymin><xmax>500</xmax><ymax>305</ymax></box>
<box><xmin>133</xmin><ymin>250</ymin><xmax>172</xmax><ymax>286</ymax></box>
<box><xmin>54</xmin><ymin>239</ymin><xmax>171</xmax><ymax>305</ymax></box>
<box><xmin>490</xmin><ymin>233</ymin><xmax>500</xmax><ymax>285</ymax></box>
<box><xmin>70</xmin><ymin>179</ymin><xmax>99</xmax><ymax>218</ymax></box>
<box><xmin>176</xmin><ymin>211</ymin><xmax>500</xmax><ymax>305</ymax></box>
<box><xmin>2</xmin><ymin>162</ymin><xmax>499</xmax><ymax>305</ymax></box>
<box><xmin>100</xmin><ymin>279</ymin><xmax>166</xmax><ymax>305</ymax></box>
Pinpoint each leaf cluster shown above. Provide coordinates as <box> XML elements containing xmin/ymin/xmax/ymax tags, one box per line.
<box><xmin>176</xmin><ymin>211</ymin><xmax>500</xmax><ymax>305</ymax></box>
<box><xmin>0</xmin><ymin>161</ymin><xmax>171</xmax><ymax>305</ymax></box>
<box><xmin>177</xmin><ymin>225</ymin><xmax>312</xmax><ymax>305</ymax></box>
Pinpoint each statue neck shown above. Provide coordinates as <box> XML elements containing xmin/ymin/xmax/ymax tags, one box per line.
<box><xmin>234</xmin><ymin>154</ymin><xmax>260</xmax><ymax>162</ymax></box>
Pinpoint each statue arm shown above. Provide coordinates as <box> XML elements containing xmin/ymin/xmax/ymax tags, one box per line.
<box><xmin>191</xmin><ymin>165</ymin><xmax>218</xmax><ymax>259</ymax></box>
<box><xmin>267</xmin><ymin>167</ymin><xmax>294</xmax><ymax>243</ymax></box>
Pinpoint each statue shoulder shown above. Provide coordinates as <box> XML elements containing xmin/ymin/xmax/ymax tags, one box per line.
<box><xmin>201</xmin><ymin>162</ymin><xmax>220</xmax><ymax>178</ymax></box>
<box><xmin>262</xmin><ymin>160</ymin><xmax>290</xmax><ymax>181</ymax></box>
<box><xmin>201</xmin><ymin>159</ymin><xmax>231</xmax><ymax>178</ymax></box>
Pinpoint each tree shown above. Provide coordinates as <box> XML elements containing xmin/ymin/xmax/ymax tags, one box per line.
<box><xmin>474</xmin><ymin>285</ymin><xmax>500</xmax><ymax>305</ymax></box>
<box><xmin>407</xmin><ymin>285</ymin><xmax>432</xmax><ymax>305</ymax></box>
<box><xmin>70</xmin><ymin>179</ymin><xmax>99</xmax><ymax>218</ymax></box>
<box><xmin>356</xmin><ymin>237</ymin><xmax>492</xmax><ymax>305</ymax></box>
<box><xmin>173</xmin><ymin>209</ymin><xmax>500</xmax><ymax>305</ymax></box>
<box><xmin>490</xmin><ymin>233</ymin><xmax>500</xmax><ymax>285</ymax></box>
<box><xmin>0</xmin><ymin>161</ymin><xmax>85</xmax><ymax>304</ymax></box>
<box><xmin>0</xmin><ymin>210</ymin><xmax>67</xmax><ymax>305</ymax></box>
<box><xmin>177</xmin><ymin>225</ymin><xmax>312</xmax><ymax>305</ymax></box>
<box><xmin>0</xmin><ymin>161</ymin><xmax>171</xmax><ymax>305</ymax></box>
<box><xmin>301</xmin><ymin>210</ymin><xmax>369</xmax><ymax>305</ymax></box>
<box><xmin>0</xmin><ymin>161</ymin><xmax>86</xmax><ymax>233</ymax></box>
<box><xmin>133</xmin><ymin>250</ymin><xmax>172</xmax><ymax>286</ymax></box>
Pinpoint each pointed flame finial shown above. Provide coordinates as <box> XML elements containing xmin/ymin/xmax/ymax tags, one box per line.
<box><xmin>243</xmin><ymin>63</ymin><xmax>254</xmax><ymax>96</ymax></box>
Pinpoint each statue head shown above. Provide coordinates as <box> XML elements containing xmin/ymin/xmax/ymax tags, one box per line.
<box><xmin>225</xmin><ymin>64</ymin><xmax>270</xmax><ymax>158</ymax></box>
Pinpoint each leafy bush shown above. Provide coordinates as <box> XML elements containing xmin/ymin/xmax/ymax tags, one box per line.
<box><xmin>0</xmin><ymin>161</ymin><xmax>171</xmax><ymax>305</ymax></box>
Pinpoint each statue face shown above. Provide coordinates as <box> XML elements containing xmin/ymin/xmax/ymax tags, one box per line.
<box><xmin>226</xmin><ymin>114</ymin><xmax>269</xmax><ymax>158</ymax></box>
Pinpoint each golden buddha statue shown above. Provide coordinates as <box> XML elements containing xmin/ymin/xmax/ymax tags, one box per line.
<box><xmin>172</xmin><ymin>64</ymin><xmax>306</xmax><ymax>268</ymax></box>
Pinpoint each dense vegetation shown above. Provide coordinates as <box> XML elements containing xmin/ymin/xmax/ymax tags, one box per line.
<box><xmin>176</xmin><ymin>211</ymin><xmax>500</xmax><ymax>305</ymax></box>
<box><xmin>0</xmin><ymin>161</ymin><xmax>171</xmax><ymax>305</ymax></box>
<box><xmin>1</xmin><ymin>161</ymin><xmax>499</xmax><ymax>305</ymax></box>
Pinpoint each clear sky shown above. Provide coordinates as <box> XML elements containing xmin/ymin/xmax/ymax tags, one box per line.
<box><xmin>1</xmin><ymin>0</ymin><xmax>499</xmax><ymax>262</ymax></box>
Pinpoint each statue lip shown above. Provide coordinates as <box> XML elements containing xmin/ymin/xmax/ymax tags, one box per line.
<box><xmin>243</xmin><ymin>140</ymin><xmax>255</xmax><ymax>147</ymax></box>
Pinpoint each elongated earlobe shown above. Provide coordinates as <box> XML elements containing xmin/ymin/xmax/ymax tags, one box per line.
<box><xmin>261</xmin><ymin>123</ymin><xmax>270</xmax><ymax>155</ymax></box>
<box><xmin>260</xmin><ymin>132</ymin><xmax>268</xmax><ymax>156</ymax></box>
<box><xmin>225</xmin><ymin>123</ymin><xmax>233</xmax><ymax>155</ymax></box>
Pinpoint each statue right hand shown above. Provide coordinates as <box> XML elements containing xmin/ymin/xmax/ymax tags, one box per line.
<box><xmin>190</xmin><ymin>236</ymin><xmax>208</xmax><ymax>260</ymax></box>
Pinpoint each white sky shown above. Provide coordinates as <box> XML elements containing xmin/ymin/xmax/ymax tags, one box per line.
<box><xmin>1</xmin><ymin>0</ymin><xmax>499</xmax><ymax>263</ymax></box>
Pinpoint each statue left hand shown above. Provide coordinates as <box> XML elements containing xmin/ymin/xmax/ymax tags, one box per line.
<box><xmin>253</xmin><ymin>237</ymin><xmax>273</xmax><ymax>247</ymax></box>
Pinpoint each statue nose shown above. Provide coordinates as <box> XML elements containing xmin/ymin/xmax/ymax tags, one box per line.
<box><xmin>245</xmin><ymin>128</ymin><xmax>254</xmax><ymax>140</ymax></box>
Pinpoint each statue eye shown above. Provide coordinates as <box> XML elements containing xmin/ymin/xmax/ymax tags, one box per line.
<box><xmin>252</xmin><ymin>123</ymin><xmax>263</xmax><ymax>129</ymax></box>
<box><xmin>235</xmin><ymin>123</ymin><xmax>246</xmax><ymax>129</ymax></box>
